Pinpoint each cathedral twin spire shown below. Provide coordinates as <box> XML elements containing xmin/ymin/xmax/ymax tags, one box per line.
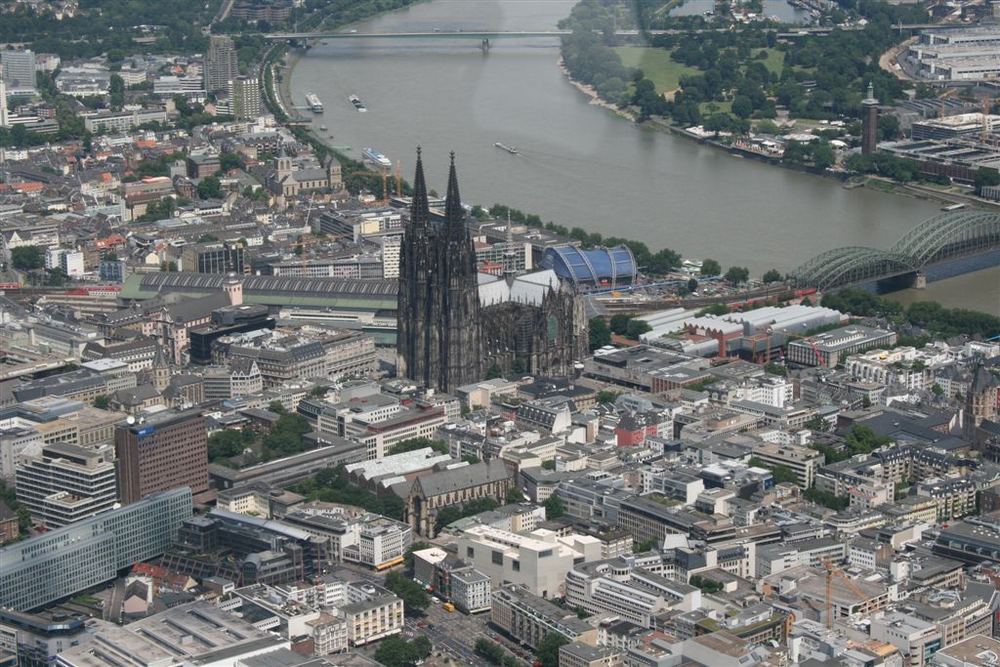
<box><xmin>398</xmin><ymin>148</ymin><xmax>482</xmax><ymax>393</ymax></box>
<box><xmin>410</xmin><ymin>147</ymin><xmax>465</xmax><ymax>229</ymax></box>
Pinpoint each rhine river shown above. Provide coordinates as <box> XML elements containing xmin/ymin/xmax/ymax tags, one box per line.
<box><xmin>290</xmin><ymin>0</ymin><xmax>999</xmax><ymax>315</ymax></box>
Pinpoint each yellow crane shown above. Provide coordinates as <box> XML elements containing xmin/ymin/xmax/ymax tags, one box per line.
<box><xmin>822</xmin><ymin>558</ymin><xmax>873</xmax><ymax>629</ymax></box>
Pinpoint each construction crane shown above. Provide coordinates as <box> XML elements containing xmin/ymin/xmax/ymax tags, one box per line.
<box><xmin>786</xmin><ymin>331</ymin><xmax>825</xmax><ymax>367</ymax></box>
<box><xmin>982</xmin><ymin>97</ymin><xmax>993</xmax><ymax>144</ymax></box>
<box><xmin>805</xmin><ymin>337</ymin><xmax>824</xmax><ymax>367</ymax></box>
<box><xmin>822</xmin><ymin>558</ymin><xmax>873</xmax><ymax>629</ymax></box>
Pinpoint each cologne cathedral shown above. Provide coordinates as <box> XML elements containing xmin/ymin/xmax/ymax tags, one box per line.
<box><xmin>397</xmin><ymin>149</ymin><xmax>588</xmax><ymax>393</ymax></box>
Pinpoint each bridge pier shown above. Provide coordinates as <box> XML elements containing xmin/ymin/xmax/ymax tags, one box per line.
<box><xmin>481</xmin><ymin>38</ymin><xmax>491</xmax><ymax>52</ymax></box>
<box><xmin>873</xmin><ymin>272</ymin><xmax>918</xmax><ymax>294</ymax></box>
<box><xmin>913</xmin><ymin>272</ymin><xmax>927</xmax><ymax>290</ymax></box>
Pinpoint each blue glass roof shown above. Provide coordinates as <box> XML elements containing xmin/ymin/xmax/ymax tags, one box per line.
<box><xmin>541</xmin><ymin>245</ymin><xmax>638</xmax><ymax>285</ymax></box>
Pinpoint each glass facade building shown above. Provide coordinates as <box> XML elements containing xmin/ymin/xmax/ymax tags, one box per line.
<box><xmin>541</xmin><ymin>245</ymin><xmax>638</xmax><ymax>287</ymax></box>
<box><xmin>0</xmin><ymin>487</ymin><xmax>192</xmax><ymax>611</ymax></box>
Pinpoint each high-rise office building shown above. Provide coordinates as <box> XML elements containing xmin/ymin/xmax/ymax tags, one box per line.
<box><xmin>15</xmin><ymin>442</ymin><xmax>117</xmax><ymax>528</ymax></box>
<box><xmin>1</xmin><ymin>50</ymin><xmax>36</xmax><ymax>94</ymax></box>
<box><xmin>0</xmin><ymin>487</ymin><xmax>192</xmax><ymax>611</ymax></box>
<box><xmin>205</xmin><ymin>36</ymin><xmax>238</xmax><ymax>93</ymax></box>
<box><xmin>230</xmin><ymin>74</ymin><xmax>261</xmax><ymax>120</ymax></box>
<box><xmin>114</xmin><ymin>410</ymin><xmax>208</xmax><ymax>505</ymax></box>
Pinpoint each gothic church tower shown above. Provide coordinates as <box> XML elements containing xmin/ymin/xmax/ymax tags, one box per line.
<box><xmin>397</xmin><ymin>149</ymin><xmax>482</xmax><ymax>392</ymax></box>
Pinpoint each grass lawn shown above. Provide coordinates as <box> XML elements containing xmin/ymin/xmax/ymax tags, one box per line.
<box><xmin>699</xmin><ymin>100</ymin><xmax>733</xmax><ymax>116</ymax></box>
<box><xmin>866</xmin><ymin>179</ymin><xmax>897</xmax><ymax>193</ymax></box>
<box><xmin>614</xmin><ymin>46</ymin><xmax>701</xmax><ymax>94</ymax></box>
<box><xmin>756</xmin><ymin>48</ymin><xmax>785</xmax><ymax>75</ymax></box>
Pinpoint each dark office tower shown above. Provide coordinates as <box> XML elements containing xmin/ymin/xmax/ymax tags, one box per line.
<box><xmin>862</xmin><ymin>81</ymin><xmax>880</xmax><ymax>156</ymax></box>
<box><xmin>114</xmin><ymin>409</ymin><xmax>209</xmax><ymax>505</ymax></box>
<box><xmin>397</xmin><ymin>149</ymin><xmax>482</xmax><ymax>392</ymax></box>
<box><xmin>205</xmin><ymin>35</ymin><xmax>238</xmax><ymax>93</ymax></box>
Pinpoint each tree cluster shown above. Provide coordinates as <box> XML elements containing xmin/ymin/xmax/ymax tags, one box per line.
<box><xmin>748</xmin><ymin>457</ymin><xmax>799</xmax><ymax>485</ymax></box>
<box><xmin>782</xmin><ymin>140</ymin><xmax>835</xmax><ymax>171</ymax></box>
<box><xmin>0</xmin><ymin>480</ymin><xmax>32</xmax><ymax>536</ymax></box>
<box><xmin>255</xmin><ymin>412</ymin><xmax>312</xmax><ymax>461</ymax></box>
<box><xmin>804</xmin><ymin>486</ymin><xmax>850</xmax><ymax>510</ymax></box>
<box><xmin>610</xmin><ymin>314</ymin><xmax>652</xmax><ymax>340</ymax></box>
<box><xmin>536</xmin><ymin>633</ymin><xmax>571</xmax><ymax>667</ymax></box>
<box><xmin>821</xmin><ymin>288</ymin><xmax>1000</xmax><ymax>338</ymax></box>
<box><xmin>668</xmin><ymin>35</ymin><xmax>777</xmax><ymax>127</ymax></box>
<box><xmin>207</xmin><ymin>428</ymin><xmax>256</xmax><ymax>463</ymax></box>
<box><xmin>387</xmin><ymin>437</ymin><xmax>449</xmax><ymax>456</ymax></box>
<box><xmin>137</xmin><ymin>197</ymin><xmax>184</xmax><ymax>223</ymax></box>
<box><xmin>559</xmin><ymin>0</ymin><xmax>669</xmax><ymax>119</ymax></box>
<box><xmin>384</xmin><ymin>571</ymin><xmax>431</xmax><ymax>615</ymax></box>
<box><xmin>543</xmin><ymin>494</ymin><xmax>566</xmax><ymax>520</ymax></box>
<box><xmin>435</xmin><ymin>497</ymin><xmax>500</xmax><ymax>533</ymax></box>
<box><xmin>589</xmin><ymin>317</ymin><xmax>612</xmax><ymax>350</ymax></box>
<box><xmin>296</xmin><ymin>465</ymin><xmax>405</xmax><ymax>520</ymax></box>
<box><xmin>10</xmin><ymin>246</ymin><xmax>44</xmax><ymax>271</ymax></box>
<box><xmin>475</xmin><ymin>638</ymin><xmax>521</xmax><ymax>667</ymax></box>
<box><xmin>635</xmin><ymin>0</ymin><xmax>926</xmax><ymax>139</ymax></box>
<box><xmin>809</xmin><ymin>424</ymin><xmax>890</xmax><ymax>464</ymax></box>
<box><xmin>7</xmin><ymin>0</ymin><xmax>214</xmax><ymax>60</ymax></box>
<box><xmin>373</xmin><ymin>633</ymin><xmax>432</xmax><ymax>667</ymax></box>
<box><xmin>689</xmin><ymin>574</ymin><xmax>724</xmax><ymax>594</ymax></box>
<box><xmin>845</xmin><ymin>152</ymin><xmax>921</xmax><ymax>182</ymax></box>
<box><xmin>700</xmin><ymin>259</ymin><xmax>722</xmax><ymax>276</ymax></box>
<box><xmin>724</xmin><ymin>266</ymin><xmax>750</xmax><ymax>285</ymax></box>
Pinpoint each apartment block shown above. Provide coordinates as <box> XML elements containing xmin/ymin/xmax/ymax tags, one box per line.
<box><xmin>15</xmin><ymin>442</ymin><xmax>117</xmax><ymax>528</ymax></box>
<box><xmin>491</xmin><ymin>583</ymin><xmax>597</xmax><ymax>649</ymax></box>
<box><xmin>915</xmin><ymin>478</ymin><xmax>978</xmax><ymax>521</ymax></box>
<box><xmin>340</xmin><ymin>585</ymin><xmax>404</xmax><ymax>646</ymax></box>
<box><xmin>752</xmin><ymin>442</ymin><xmax>823</xmax><ymax>488</ymax></box>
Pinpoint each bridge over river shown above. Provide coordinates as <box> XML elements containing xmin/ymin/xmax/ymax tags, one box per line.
<box><xmin>792</xmin><ymin>210</ymin><xmax>1000</xmax><ymax>291</ymax></box>
<box><xmin>263</xmin><ymin>20</ymin><xmax>953</xmax><ymax>41</ymax></box>
<box><xmin>261</xmin><ymin>26</ymin><xmax>872</xmax><ymax>40</ymax></box>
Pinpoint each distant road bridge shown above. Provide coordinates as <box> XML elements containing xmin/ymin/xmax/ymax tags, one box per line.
<box><xmin>792</xmin><ymin>210</ymin><xmax>1000</xmax><ymax>291</ymax></box>
<box><xmin>263</xmin><ymin>26</ymin><xmax>856</xmax><ymax>41</ymax></box>
<box><xmin>265</xmin><ymin>29</ymin><xmax>574</xmax><ymax>40</ymax></box>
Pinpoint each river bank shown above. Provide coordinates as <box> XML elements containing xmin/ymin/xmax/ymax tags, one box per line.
<box><xmin>558</xmin><ymin>64</ymin><xmax>1000</xmax><ymax>212</ymax></box>
<box><xmin>278</xmin><ymin>49</ymin><xmax>300</xmax><ymax>115</ymax></box>
<box><xmin>557</xmin><ymin>58</ymin><xmax>637</xmax><ymax>122</ymax></box>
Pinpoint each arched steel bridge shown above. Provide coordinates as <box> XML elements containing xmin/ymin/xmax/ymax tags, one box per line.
<box><xmin>793</xmin><ymin>210</ymin><xmax>1000</xmax><ymax>290</ymax></box>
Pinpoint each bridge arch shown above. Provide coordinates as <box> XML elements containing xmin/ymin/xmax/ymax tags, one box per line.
<box><xmin>793</xmin><ymin>210</ymin><xmax>1000</xmax><ymax>290</ymax></box>
<box><xmin>793</xmin><ymin>247</ymin><xmax>915</xmax><ymax>291</ymax></box>
<box><xmin>891</xmin><ymin>210</ymin><xmax>1000</xmax><ymax>268</ymax></box>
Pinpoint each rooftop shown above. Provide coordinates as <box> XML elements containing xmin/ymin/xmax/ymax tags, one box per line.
<box><xmin>933</xmin><ymin>634</ymin><xmax>1000</xmax><ymax>666</ymax></box>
